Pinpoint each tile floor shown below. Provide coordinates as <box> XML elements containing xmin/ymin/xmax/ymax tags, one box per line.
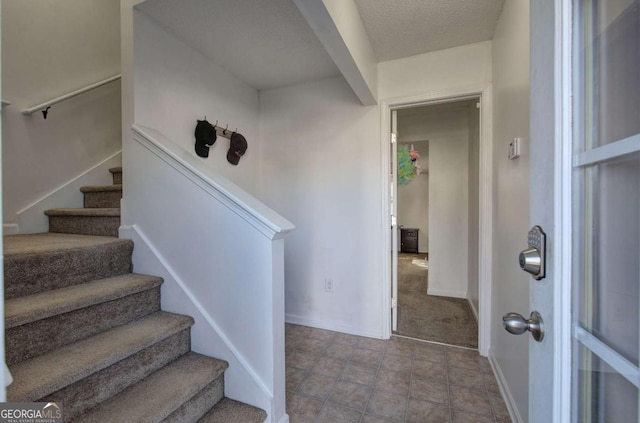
<box><xmin>286</xmin><ymin>324</ymin><xmax>511</xmax><ymax>423</ymax></box>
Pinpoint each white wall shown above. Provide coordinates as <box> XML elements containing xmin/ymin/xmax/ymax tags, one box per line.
<box><xmin>257</xmin><ymin>43</ymin><xmax>492</xmax><ymax>338</ymax></box>
<box><xmin>468</xmin><ymin>105</ymin><xmax>480</xmax><ymax>315</ymax></box>
<box><xmin>398</xmin><ymin>108</ymin><xmax>470</xmax><ymax>298</ymax></box>
<box><xmin>259</xmin><ymin>76</ymin><xmax>383</xmax><ymax>337</ymax></box>
<box><xmin>132</xmin><ymin>11</ymin><xmax>260</xmax><ymax>195</ymax></box>
<box><xmin>490</xmin><ymin>2</ymin><xmax>531</xmax><ymax>422</ymax></box>
<box><xmin>397</xmin><ymin>142</ymin><xmax>428</xmax><ymax>253</ymax></box>
<box><xmin>378</xmin><ymin>41</ymin><xmax>492</xmax><ymax>100</ymax></box>
<box><xmin>2</xmin><ymin>0</ymin><xmax>121</xmax><ymax>226</ymax></box>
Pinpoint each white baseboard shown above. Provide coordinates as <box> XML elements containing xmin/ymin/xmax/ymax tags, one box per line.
<box><xmin>427</xmin><ymin>287</ymin><xmax>467</xmax><ymax>299</ymax></box>
<box><xmin>285</xmin><ymin>313</ymin><xmax>385</xmax><ymax>340</ymax></box>
<box><xmin>467</xmin><ymin>298</ymin><xmax>479</xmax><ymax>323</ymax></box>
<box><xmin>3</xmin><ymin>224</ymin><xmax>19</xmax><ymax>235</ymax></box>
<box><xmin>14</xmin><ymin>151</ymin><xmax>121</xmax><ymax>234</ymax></box>
<box><xmin>488</xmin><ymin>348</ymin><xmax>524</xmax><ymax>423</ymax></box>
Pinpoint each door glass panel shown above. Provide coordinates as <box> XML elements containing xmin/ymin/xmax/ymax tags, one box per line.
<box><xmin>574</xmin><ymin>0</ymin><xmax>640</xmax><ymax>150</ymax></box>
<box><xmin>575</xmin><ymin>344</ymin><xmax>639</xmax><ymax>422</ymax></box>
<box><xmin>575</xmin><ymin>152</ymin><xmax>640</xmax><ymax>364</ymax></box>
<box><xmin>572</xmin><ymin>0</ymin><xmax>640</xmax><ymax>421</ymax></box>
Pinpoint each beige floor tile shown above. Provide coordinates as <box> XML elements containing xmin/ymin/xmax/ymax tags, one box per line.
<box><xmin>412</xmin><ymin>358</ymin><xmax>448</xmax><ymax>382</ymax></box>
<box><xmin>365</xmin><ymin>390</ymin><xmax>408</xmax><ymax>422</ymax></box>
<box><xmin>286</xmin><ymin>393</ymin><xmax>324</xmax><ymax>423</ymax></box>
<box><xmin>324</xmin><ymin>341</ymin><xmax>355</xmax><ymax>360</ymax></box>
<box><xmin>380</xmin><ymin>351</ymin><xmax>414</xmax><ymax>373</ymax></box>
<box><xmin>351</xmin><ymin>348</ymin><xmax>384</xmax><ymax>368</ymax></box>
<box><xmin>316</xmin><ymin>402</ymin><xmax>362</xmax><ymax>423</ymax></box>
<box><xmin>312</xmin><ymin>356</ymin><xmax>348</xmax><ymax>377</ymax></box>
<box><xmin>374</xmin><ymin>369</ymin><xmax>410</xmax><ymax>395</ymax></box>
<box><xmin>448</xmin><ymin>365</ymin><xmax>485</xmax><ymax>390</ymax></box>
<box><xmin>449</xmin><ymin>385</ymin><xmax>493</xmax><ymax>418</ymax></box>
<box><xmin>341</xmin><ymin>363</ymin><xmax>378</xmax><ymax>386</ymax></box>
<box><xmin>297</xmin><ymin>372</ymin><xmax>337</xmax><ymax>399</ymax></box>
<box><xmin>406</xmin><ymin>399</ymin><xmax>451</xmax><ymax>423</ymax></box>
<box><xmin>328</xmin><ymin>380</ymin><xmax>371</xmax><ymax>410</ymax></box>
<box><xmin>286</xmin><ymin>367</ymin><xmax>307</xmax><ymax>392</ymax></box>
<box><xmin>410</xmin><ymin>376</ymin><xmax>449</xmax><ymax>405</ymax></box>
<box><xmin>451</xmin><ymin>409</ymin><xmax>496</xmax><ymax>423</ymax></box>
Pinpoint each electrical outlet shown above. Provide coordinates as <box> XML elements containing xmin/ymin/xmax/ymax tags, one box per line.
<box><xmin>325</xmin><ymin>278</ymin><xmax>334</xmax><ymax>293</ymax></box>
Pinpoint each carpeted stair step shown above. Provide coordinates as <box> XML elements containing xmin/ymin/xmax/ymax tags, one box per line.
<box><xmin>45</xmin><ymin>208</ymin><xmax>120</xmax><ymax>237</ymax></box>
<box><xmin>109</xmin><ymin>166</ymin><xmax>122</xmax><ymax>185</ymax></box>
<box><xmin>8</xmin><ymin>312</ymin><xmax>194</xmax><ymax>419</ymax></box>
<box><xmin>73</xmin><ymin>352</ymin><xmax>228</xmax><ymax>423</ymax></box>
<box><xmin>4</xmin><ymin>233</ymin><xmax>132</xmax><ymax>299</ymax></box>
<box><xmin>81</xmin><ymin>184</ymin><xmax>122</xmax><ymax>208</ymax></box>
<box><xmin>198</xmin><ymin>398</ymin><xmax>267</xmax><ymax>423</ymax></box>
<box><xmin>5</xmin><ymin>274</ymin><xmax>163</xmax><ymax>365</ymax></box>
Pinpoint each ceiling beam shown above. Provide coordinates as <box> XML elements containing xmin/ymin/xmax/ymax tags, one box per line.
<box><xmin>294</xmin><ymin>0</ymin><xmax>378</xmax><ymax>106</ymax></box>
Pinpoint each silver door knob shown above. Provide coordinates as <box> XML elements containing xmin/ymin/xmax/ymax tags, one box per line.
<box><xmin>503</xmin><ymin>311</ymin><xmax>544</xmax><ymax>342</ymax></box>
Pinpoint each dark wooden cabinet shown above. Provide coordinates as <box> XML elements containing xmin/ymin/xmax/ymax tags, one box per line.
<box><xmin>400</xmin><ymin>228</ymin><xmax>419</xmax><ymax>253</ymax></box>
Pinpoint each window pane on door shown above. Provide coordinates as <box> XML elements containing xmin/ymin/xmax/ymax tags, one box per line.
<box><xmin>574</xmin><ymin>0</ymin><xmax>640</xmax><ymax>150</ymax></box>
<box><xmin>575</xmin><ymin>152</ymin><xmax>640</xmax><ymax>365</ymax></box>
<box><xmin>575</xmin><ymin>344</ymin><xmax>639</xmax><ymax>422</ymax></box>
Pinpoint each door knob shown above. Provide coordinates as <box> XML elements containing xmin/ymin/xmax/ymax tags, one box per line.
<box><xmin>503</xmin><ymin>311</ymin><xmax>544</xmax><ymax>342</ymax></box>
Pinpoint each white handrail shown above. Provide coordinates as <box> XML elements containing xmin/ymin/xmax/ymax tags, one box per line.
<box><xmin>22</xmin><ymin>74</ymin><xmax>121</xmax><ymax>115</ymax></box>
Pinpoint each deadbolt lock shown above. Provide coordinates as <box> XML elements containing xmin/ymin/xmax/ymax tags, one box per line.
<box><xmin>519</xmin><ymin>226</ymin><xmax>546</xmax><ymax>280</ymax></box>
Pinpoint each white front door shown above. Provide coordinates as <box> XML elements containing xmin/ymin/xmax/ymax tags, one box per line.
<box><xmin>528</xmin><ymin>1</ymin><xmax>640</xmax><ymax>422</ymax></box>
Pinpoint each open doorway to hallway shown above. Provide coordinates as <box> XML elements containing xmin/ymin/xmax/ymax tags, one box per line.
<box><xmin>392</xmin><ymin>99</ymin><xmax>481</xmax><ymax>349</ymax></box>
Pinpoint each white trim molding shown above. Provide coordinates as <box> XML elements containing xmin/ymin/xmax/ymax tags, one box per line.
<box><xmin>379</xmin><ymin>84</ymin><xmax>493</xmax><ymax>358</ymax></box>
<box><xmin>286</xmin><ymin>313</ymin><xmax>384</xmax><ymax>340</ymax></box>
<box><xmin>426</xmin><ymin>288</ymin><xmax>467</xmax><ymax>299</ymax></box>
<box><xmin>554</xmin><ymin>0</ymin><xmax>573</xmax><ymax>421</ymax></box>
<box><xmin>468</xmin><ymin>298</ymin><xmax>479</xmax><ymax>323</ymax></box>
<box><xmin>132</xmin><ymin>125</ymin><xmax>294</xmax><ymax>240</ymax></box>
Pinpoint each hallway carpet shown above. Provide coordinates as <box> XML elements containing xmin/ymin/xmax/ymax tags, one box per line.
<box><xmin>395</xmin><ymin>254</ymin><xmax>478</xmax><ymax>349</ymax></box>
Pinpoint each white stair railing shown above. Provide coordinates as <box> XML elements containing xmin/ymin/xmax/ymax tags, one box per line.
<box><xmin>22</xmin><ymin>74</ymin><xmax>121</xmax><ymax>118</ymax></box>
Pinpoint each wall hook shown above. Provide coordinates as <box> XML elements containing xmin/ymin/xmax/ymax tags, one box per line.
<box><xmin>42</xmin><ymin>106</ymin><xmax>51</xmax><ymax>119</ymax></box>
<box><xmin>223</xmin><ymin>124</ymin><xmax>228</xmax><ymax>135</ymax></box>
<box><xmin>215</xmin><ymin>120</ymin><xmax>218</xmax><ymax>127</ymax></box>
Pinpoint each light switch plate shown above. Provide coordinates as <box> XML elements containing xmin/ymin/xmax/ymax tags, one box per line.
<box><xmin>508</xmin><ymin>138</ymin><xmax>522</xmax><ymax>160</ymax></box>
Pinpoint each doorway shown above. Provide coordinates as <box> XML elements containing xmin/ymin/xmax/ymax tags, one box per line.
<box><xmin>392</xmin><ymin>100</ymin><xmax>480</xmax><ymax>349</ymax></box>
<box><xmin>381</xmin><ymin>86</ymin><xmax>493</xmax><ymax>355</ymax></box>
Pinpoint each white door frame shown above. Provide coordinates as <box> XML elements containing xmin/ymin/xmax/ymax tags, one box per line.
<box><xmin>380</xmin><ymin>84</ymin><xmax>494</xmax><ymax>355</ymax></box>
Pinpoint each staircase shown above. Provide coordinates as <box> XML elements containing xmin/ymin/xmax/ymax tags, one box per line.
<box><xmin>4</xmin><ymin>167</ymin><xmax>267</xmax><ymax>422</ymax></box>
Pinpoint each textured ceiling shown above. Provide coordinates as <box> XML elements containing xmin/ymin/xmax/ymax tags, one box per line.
<box><xmin>353</xmin><ymin>0</ymin><xmax>505</xmax><ymax>61</ymax></box>
<box><xmin>137</xmin><ymin>0</ymin><xmax>341</xmax><ymax>90</ymax></box>
<box><xmin>137</xmin><ymin>0</ymin><xmax>505</xmax><ymax>91</ymax></box>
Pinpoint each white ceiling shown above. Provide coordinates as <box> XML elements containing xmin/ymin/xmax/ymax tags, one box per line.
<box><xmin>137</xmin><ymin>0</ymin><xmax>341</xmax><ymax>90</ymax></box>
<box><xmin>137</xmin><ymin>0</ymin><xmax>505</xmax><ymax>90</ymax></box>
<box><xmin>353</xmin><ymin>0</ymin><xmax>505</xmax><ymax>61</ymax></box>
